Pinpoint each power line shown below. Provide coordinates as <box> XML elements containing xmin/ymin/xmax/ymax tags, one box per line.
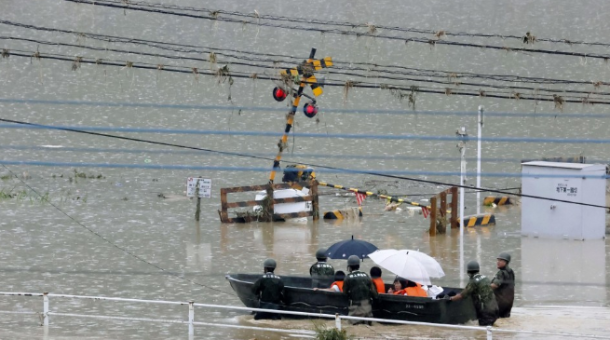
<box><xmin>4</xmin><ymin>49</ymin><xmax>608</xmax><ymax>106</ymax></box>
<box><xmin>3</xmin><ymin>122</ymin><xmax>610</xmax><ymax>144</ymax></box>
<box><xmin>104</xmin><ymin>0</ymin><xmax>610</xmax><ymax>50</ymax></box>
<box><xmin>5</xmin><ymin>36</ymin><xmax>610</xmax><ymax>98</ymax></box>
<box><xmin>1</xmin><ymin>98</ymin><xmax>609</xmax><ymax>119</ymax></box>
<box><xmin>2</xmin><ymin>117</ymin><xmax>608</xmax><ymax>209</ymax></box>
<box><xmin>66</xmin><ymin>0</ymin><xmax>610</xmax><ymax>61</ymax></box>
<box><xmin>4</xmin><ymin>159</ymin><xmax>609</xmax><ymax>180</ymax></box>
<box><xmin>0</xmin><ymin>164</ymin><xmax>239</xmax><ymax>299</ymax></box>
<box><xmin>3</xmin><ymin>19</ymin><xmax>609</xmax><ymax>88</ymax></box>
<box><xmin>6</xmin><ymin>145</ymin><xmax>600</xmax><ymax>164</ymax></box>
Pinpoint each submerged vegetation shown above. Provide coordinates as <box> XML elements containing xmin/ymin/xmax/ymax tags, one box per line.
<box><xmin>313</xmin><ymin>323</ymin><xmax>350</xmax><ymax>340</ymax></box>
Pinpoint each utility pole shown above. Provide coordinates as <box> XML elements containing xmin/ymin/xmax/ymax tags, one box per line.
<box><xmin>476</xmin><ymin>106</ymin><xmax>484</xmax><ymax>215</ymax></box>
<box><xmin>456</xmin><ymin>126</ymin><xmax>468</xmax><ymax>287</ymax></box>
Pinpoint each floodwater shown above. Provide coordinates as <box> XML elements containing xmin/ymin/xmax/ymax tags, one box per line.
<box><xmin>1</xmin><ymin>0</ymin><xmax>610</xmax><ymax>339</ymax></box>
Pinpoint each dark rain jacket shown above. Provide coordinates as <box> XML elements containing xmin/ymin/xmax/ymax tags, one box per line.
<box><xmin>461</xmin><ymin>273</ymin><xmax>499</xmax><ymax>326</ymax></box>
<box><xmin>343</xmin><ymin>270</ymin><xmax>378</xmax><ymax>304</ymax></box>
<box><xmin>492</xmin><ymin>265</ymin><xmax>515</xmax><ymax>317</ymax></box>
<box><xmin>309</xmin><ymin>261</ymin><xmax>335</xmax><ymax>288</ymax></box>
<box><xmin>252</xmin><ymin>272</ymin><xmax>284</xmax><ymax>304</ymax></box>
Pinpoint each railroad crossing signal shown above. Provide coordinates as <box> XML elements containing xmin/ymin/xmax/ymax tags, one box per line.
<box><xmin>280</xmin><ymin>56</ymin><xmax>333</xmax><ymax>97</ymax></box>
<box><xmin>268</xmin><ymin>48</ymin><xmax>333</xmax><ymax>184</ymax></box>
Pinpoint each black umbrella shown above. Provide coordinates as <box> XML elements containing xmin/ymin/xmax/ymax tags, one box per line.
<box><xmin>325</xmin><ymin>235</ymin><xmax>378</xmax><ymax>260</ymax></box>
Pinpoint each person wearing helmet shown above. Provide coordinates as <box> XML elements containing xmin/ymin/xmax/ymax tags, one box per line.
<box><xmin>309</xmin><ymin>248</ymin><xmax>335</xmax><ymax>288</ymax></box>
<box><xmin>342</xmin><ymin>255</ymin><xmax>378</xmax><ymax>325</ymax></box>
<box><xmin>450</xmin><ymin>260</ymin><xmax>499</xmax><ymax>326</ymax></box>
<box><xmin>491</xmin><ymin>252</ymin><xmax>515</xmax><ymax>318</ymax></box>
<box><xmin>252</xmin><ymin>258</ymin><xmax>284</xmax><ymax>320</ymax></box>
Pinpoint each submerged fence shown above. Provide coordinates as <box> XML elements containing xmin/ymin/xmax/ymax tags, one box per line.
<box><xmin>0</xmin><ymin>292</ymin><xmax>609</xmax><ymax>340</ymax></box>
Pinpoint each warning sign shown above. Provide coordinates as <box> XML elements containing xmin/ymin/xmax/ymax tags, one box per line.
<box><xmin>186</xmin><ymin>178</ymin><xmax>212</xmax><ymax>198</ymax></box>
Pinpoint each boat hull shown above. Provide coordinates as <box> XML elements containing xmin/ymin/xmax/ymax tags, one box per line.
<box><xmin>227</xmin><ymin>274</ymin><xmax>477</xmax><ymax>324</ymax></box>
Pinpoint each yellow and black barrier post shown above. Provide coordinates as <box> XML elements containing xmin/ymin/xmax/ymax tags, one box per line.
<box><xmin>323</xmin><ymin>207</ymin><xmax>363</xmax><ymax>220</ymax></box>
<box><xmin>456</xmin><ymin>214</ymin><xmax>496</xmax><ymax>227</ymax></box>
<box><xmin>483</xmin><ymin>196</ymin><xmax>513</xmax><ymax>206</ymax></box>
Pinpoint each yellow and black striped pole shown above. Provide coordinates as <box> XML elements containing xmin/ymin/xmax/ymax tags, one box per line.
<box><xmin>268</xmin><ymin>48</ymin><xmax>317</xmax><ymax>184</ymax></box>
<box><xmin>317</xmin><ymin>181</ymin><xmax>429</xmax><ymax>209</ymax></box>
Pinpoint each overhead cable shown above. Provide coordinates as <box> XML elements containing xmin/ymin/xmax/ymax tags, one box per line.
<box><xmin>3</xmin><ymin>49</ymin><xmax>608</xmax><ymax>106</ymax></box>
<box><xmin>2</xmin><ymin>117</ymin><xmax>608</xmax><ymax>209</ymax></box>
<box><xmin>3</xmin><ymin>20</ymin><xmax>608</xmax><ymax>88</ymax></box>
<box><xmin>3</xmin><ymin>122</ymin><xmax>610</xmax><ymax>144</ymax></box>
<box><xmin>4</xmin><ymin>36</ymin><xmax>610</xmax><ymax>98</ymax></box>
<box><xmin>65</xmin><ymin>0</ymin><xmax>610</xmax><ymax>61</ymax></box>
<box><xmin>5</xmin><ymin>145</ymin><xmax>602</xmax><ymax>164</ymax></box>
<box><xmin>98</xmin><ymin>0</ymin><xmax>610</xmax><ymax>49</ymax></box>
<box><xmin>1</xmin><ymin>98</ymin><xmax>609</xmax><ymax>119</ymax></box>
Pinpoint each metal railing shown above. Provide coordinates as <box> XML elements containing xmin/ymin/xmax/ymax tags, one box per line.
<box><xmin>1</xmin><ymin>292</ymin><xmax>609</xmax><ymax>340</ymax></box>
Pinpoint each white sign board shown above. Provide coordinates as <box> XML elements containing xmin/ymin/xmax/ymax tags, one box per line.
<box><xmin>186</xmin><ymin>178</ymin><xmax>212</xmax><ymax>198</ymax></box>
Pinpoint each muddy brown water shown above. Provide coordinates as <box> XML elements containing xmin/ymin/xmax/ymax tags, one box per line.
<box><xmin>1</xmin><ymin>0</ymin><xmax>610</xmax><ymax>338</ymax></box>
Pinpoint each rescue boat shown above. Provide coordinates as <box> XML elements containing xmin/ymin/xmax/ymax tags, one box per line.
<box><xmin>226</xmin><ymin>273</ymin><xmax>477</xmax><ymax>324</ymax></box>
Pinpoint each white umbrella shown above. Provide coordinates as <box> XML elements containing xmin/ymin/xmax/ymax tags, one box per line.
<box><xmin>367</xmin><ymin>249</ymin><xmax>445</xmax><ymax>285</ymax></box>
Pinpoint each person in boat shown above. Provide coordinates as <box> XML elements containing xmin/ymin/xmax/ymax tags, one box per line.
<box><xmin>252</xmin><ymin>258</ymin><xmax>284</xmax><ymax>320</ymax></box>
<box><xmin>309</xmin><ymin>248</ymin><xmax>335</xmax><ymax>288</ymax></box>
<box><xmin>313</xmin><ymin>271</ymin><xmax>345</xmax><ymax>292</ymax></box>
<box><xmin>343</xmin><ymin>255</ymin><xmax>378</xmax><ymax>325</ymax></box>
<box><xmin>491</xmin><ymin>252</ymin><xmax>515</xmax><ymax>318</ymax></box>
<box><xmin>370</xmin><ymin>266</ymin><xmax>386</xmax><ymax>293</ymax></box>
<box><xmin>387</xmin><ymin>277</ymin><xmax>428</xmax><ymax>297</ymax></box>
<box><xmin>450</xmin><ymin>260</ymin><xmax>499</xmax><ymax>326</ymax></box>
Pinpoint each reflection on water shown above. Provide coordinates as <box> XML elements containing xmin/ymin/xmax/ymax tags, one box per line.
<box><xmin>521</xmin><ymin>237</ymin><xmax>606</xmax><ymax>306</ymax></box>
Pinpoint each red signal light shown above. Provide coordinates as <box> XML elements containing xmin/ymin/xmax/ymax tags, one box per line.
<box><xmin>273</xmin><ymin>87</ymin><xmax>287</xmax><ymax>102</ymax></box>
<box><xmin>303</xmin><ymin>103</ymin><xmax>318</xmax><ymax>118</ymax></box>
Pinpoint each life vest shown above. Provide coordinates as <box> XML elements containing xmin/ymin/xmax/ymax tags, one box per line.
<box><xmin>371</xmin><ymin>277</ymin><xmax>385</xmax><ymax>293</ymax></box>
<box><xmin>405</xmin><ymin>284</ymin><xmax>428</xmax><ymax>297</ymax></box>
<box><xmin>394</xmin><ymin>283</ymin><xmax>427</xmax><ymax>297</ymax></box>
<box><xmin>331</xmin><ymin>280</ymin><xmax>344</xmax><ymax>292</ymax></box>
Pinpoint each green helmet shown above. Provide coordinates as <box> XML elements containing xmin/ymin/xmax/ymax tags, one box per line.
<box><xmin>497</xmin><ymin>252</ymin><xmax>511</xmax><ymax>263</ymax></box>
<box><xmin>263</xmin><ymin>258</ymin><xmax>277</xmax><ymax>269</ymax></box>
<box><xmin>467</xmin><ymin>260</ymin><xmax>480</xmax><ymax>273</ymax></box>
<box><xmin>347</xmin><ymin>255</ymin><xmax>360</xmax><ymax>267</ymax></box>
<box><xmin>315</xmin><ymin>248</ymin><xmax>328</xmax><ymax>260</ymax></box>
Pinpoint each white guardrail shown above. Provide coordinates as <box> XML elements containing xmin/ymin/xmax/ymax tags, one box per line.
<box><xmin>1</xmin><ymin>292</ymin><xmax>609</xmax><ymax>340</ymax></box>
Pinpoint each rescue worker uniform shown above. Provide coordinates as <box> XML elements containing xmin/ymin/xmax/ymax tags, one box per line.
<box><xmin>461</xmin><ymin>273</ymin><xmax>499</xmax><ymax>326</ymax></box>
<box><xmin>310</xmin><ymin>261</ymin><xmax>335</xmax><ymax>288</ymax></box>
<box><xmin>343</xmin><ymin>270</ymin><xmax>378</xmax><ymax>325</ymax></box>
<box><xmin>252</xmin><ymin>272</ymin><xmax>284</xmax><ymax>320</ymax></box>
<box><xmin>492</xmin><ymin>265</ymin><xmax>515</xmax><ymax>318</ymax></box>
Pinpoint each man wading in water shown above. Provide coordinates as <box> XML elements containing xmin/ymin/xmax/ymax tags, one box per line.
<box><xmin>342</xmin><ymin>255</ymin><xmax>378</xmax><ymax>325</ymax></box>
<box><xmin>491</xmin><ymin>252</ymin><xmax>515</xmax><ymax>318</ymax></box>
<box><xmin>450</xmin><ymin>260</ymin><xmax>499</xmax><ymax>326</ymax></box>
<box><xmin>252</xmin><ymin>258</ymin><xmax>284</xmax><ymax>320</ymax></box>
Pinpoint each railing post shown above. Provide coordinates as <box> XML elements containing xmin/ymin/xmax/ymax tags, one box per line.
<box><xmin>486</xmin><ymin>326</ymin><xmax>493</xmax><ymax>340</ymax></box>
<box><xmin>334</xmin><ymin>313</ymin><xmax>341</xmax><ymax>330</ymax></box>
<box><xmin>188</xmin><ymin>301</ymin><xmax>195</xmax><ymax>336</ymax></box>
<box><xmin>43</xmin><ymin>292</ymin><xmax>49</xmax><ymax>326</ymax></box>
